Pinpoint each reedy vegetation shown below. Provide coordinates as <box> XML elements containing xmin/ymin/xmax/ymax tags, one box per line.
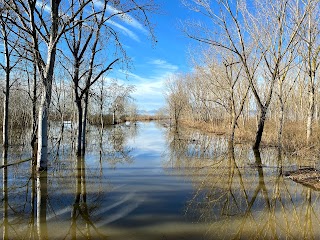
<box><xmin>166</xmin><ymin>0</ymin><xmax>320</xmax><ymax>154</ymax></box>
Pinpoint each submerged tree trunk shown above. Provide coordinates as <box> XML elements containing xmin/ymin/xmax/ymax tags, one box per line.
<box><xmin>37</xmin><ymin>83</ymin><xmax>52</xmax><ymax>171</ymax></box>
<box><xmin>71</xmin><ymin>156</ymin><xmax>81</xmax><ymax>239</ymax></box>
<box><xmin>36</xmin><ymin>96</ymin><xmax>48</xmax><ymax>170</ymax></box>
<box><xmin>34</xmin><ymin>0</ymin><xmax>59</xmax><ymax>171</ymax></box>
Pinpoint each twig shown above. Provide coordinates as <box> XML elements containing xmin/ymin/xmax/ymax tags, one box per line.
<box><xmin>0</xmin><ymin>158</ymin><xmax>32</xmax><ymax>169</ymax></box>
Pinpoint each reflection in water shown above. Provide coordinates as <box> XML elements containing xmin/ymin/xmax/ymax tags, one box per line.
<box><xmin>28</xmin><ymin>162</ymin><xmax>37</xmax><ymax>239</ymax></box>
<box><xmin>3</xmin><ymin>123</ymin><xmax>320</xmax><ymax>239</ymax></box>
<box><xmin>37</xmin><ymin>171</ymin><xmax>48</xmax><ymax>239</ymax></box>
<box><xmin>2</xmin><ymin>148</ymin><xmax>8</xmax><ymax>240</ymax></box>
<box><xmin>94</xmin><ymin>125</ymin><xmax>135</xmax><ymax>168</ymax></box>
<box><xmin>166</xmin><ymin>127</ymin><xmax>320</xmax><ymax>239</ymax></box>
<box><xmin>70</xmin><ymin>156</ymin><xmax>106</xmax><ymax>239</ymax></box>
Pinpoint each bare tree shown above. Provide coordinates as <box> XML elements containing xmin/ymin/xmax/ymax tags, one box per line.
<box><xmin>297</xmin><ymin>0</ymin><xmax>320</xmax><ymax>143</ymax></box>
<box><xmin>61</xmin><ymin>0</ymin><xmax>155</xmax><ymax>156</ymax></box>
<box><xmin>5</xmin><ymin>0</ymin><xmax>96</xmax><ymax>170</ymax></box>
<box><xmin>182</xmin><ymin>0</ymin><xmax>264</xmax><ymax>149</ymax></box>
<box><xmin>0</xmin><ymin>7</ymin><xmax>21</xmax><ymax>158</ymax></box>
<box><xmin>165</xmin><ymin>74</ymin><xmax>190</xmax><ymax>129</ymax></box>
<box><xmin>107</xmin><ymin>80</ymin><xmax>135</xmax><ymax>125</ymax></box>
<box><xmin>242</xmin><ymin>0</ymin><xmax>307</xmax><ymax>149</ymax></box>
<box><xmin>182</xmin><ymin>0</ymin><xmax>309</xmax><ymax>150</ymax></box>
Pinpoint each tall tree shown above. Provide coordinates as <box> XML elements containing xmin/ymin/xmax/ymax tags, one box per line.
<box><xmin>182</xmin><ymin>0</ymin><xmax>263</xmax><ymax>149</ymax></box>
<box><xmin>6</xmin><ymin>0</ymin><xmax>92</xmax><ymax>170</ymax></box>
<box><xmin>0</xmin><ymin>7</ymin><xmax>21</xmax><ymax>158</ymax></box>
<box><xmin>62</xmin><ymin>0</ymin><xmax>155</xmax><ymax>156</ymax></box>
<box><xmin>182</xmin><ymin>0</ymin><xmax>308</xmax><ymax>150</ymax></box>
<box><xmin>242</xmin><ymin>0</ymin><xmax>307</xmax><ymax>149</ymax></box>
<box><xmin>297</xmin><ymin>0</ymin><xmax>320</xmax><ymax>143</ymax></box>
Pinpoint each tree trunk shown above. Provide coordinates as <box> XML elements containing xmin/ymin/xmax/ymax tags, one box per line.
<box><xmin>76</xmin><ymin>98</ymin><xmax>83</xmax><ymax>157</ymax></box>
<box><xmin>253</xmin><ymin>108</ymin><xmax>267</xmax><ymax>150</ymax></box>
<box><xmin>277</xmin><ymin>80</ymin><xmax>284</xmax><ymax>150</ymax></box>
<box><xmin>228</xmin><ymin>112</ymin><xmax>237</xmax><ymax>148</ymax></box>
<box><xmin>29</xmin><ymin>162</ymin><xmax>36</xmax><ymax>239</ymax></box>
<box><xmin>278</xmin><ymin>103</ymin><xmax>284</xmax><ymax>150</ymax></box>
<box><xmin>3</xmin><ymin>77</ymin><xmax>9</xmax><ymax>152</ymax></box>
<box><xmin>31</xmin><ymin>62</ymin><xmax>37</xmax><ymax>158</ymax></box>
<box><xmin>36</xmin><ymin>88</ymin><xmax>51</xmax><ymax>171</ymax></box>
<box><xmin>3</xmin><ymin>42</ymin><xmax>9</xmax><ymax>152</ymax></box>
<box><xmin>81</xmin><ymin>91</ymin><xmax>89</xmax><ymax>156</ymax></box>
<box><xmin>306</xmin><ymin>80</ymin><xmax>315</xmax><ymax>143</ymax></box>
<box><xmin>32</xmin><ymin>0</ymin><xmax>59</xmax><ymax>171</ymax></box>
<box><xmin>113</xmin><ymin>110</ymin><xmax>116</xmax><ymax>125</ymax></box>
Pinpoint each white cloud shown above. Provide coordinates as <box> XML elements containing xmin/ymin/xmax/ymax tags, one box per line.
<box><xmin>132</xmin><ymin>80</ymin><xmax>166</xmax><ymax>111</ymax></box>
<box><xmin>111</xmin><ymin>59</ymin><xmax>179</xmax><ymax>111</ymax></box>
<box><xmin>93</xmin><ymin>0</ymin><xmax>148</xmax><ymax>42</ymax></box>
<box><xmin>108</xmin><ymin>20</ymin><xmax>140</xmax><ymax>42</ymax></box>
<box><xmin>148</xmin><ymin>59</ymin><xmax>179</xmax><ymax>71</ymax></box>
<box><xmin>106</xmin><ymin>5</ymin><xmax>148</xmax><ymax>34</ymax></box>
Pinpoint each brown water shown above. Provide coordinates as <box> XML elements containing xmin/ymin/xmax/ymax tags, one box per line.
<box><xmin>1</xmin><ymin>121</ymin><xmax>320</xmax><ymax>239</ymax></box>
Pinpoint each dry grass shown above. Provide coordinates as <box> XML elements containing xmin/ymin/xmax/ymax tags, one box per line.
<box><xmin>178</xmin><ymin>118</ymin><xmax>320</xmax><ymax>157</ymax></box>
<box><xmin>180</xmin><ymin>119</ymin><xmax>228</xmax><ymax>135</ymax></box>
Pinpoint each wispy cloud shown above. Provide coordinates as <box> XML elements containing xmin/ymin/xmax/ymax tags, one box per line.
<box><xmin>114</xmin><ymin>59</ymin><xmax>179</xmax><ymax>111</ymax></box>
<box><xmin>108</xmin><ymin>20</ymin><xmax>140</xmax><ymax>42</ymax></box>
<box><xmin>93</xmin><ymin>0</ymin><xmax>148</xmax><ymax>41</ymax></box>
<box><xmin>148</xmin><ymin>59</ymin><xmax>179</xmax><ymax>71</ymax></box>
<box><xmin>106</xmin><ymin>5</ymin><xmax>148</xmax><ymax>34</ymax></box>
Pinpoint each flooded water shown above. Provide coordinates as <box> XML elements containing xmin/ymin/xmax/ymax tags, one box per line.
<box><xmin>1</xmin><ymin>121</ymin><xmax>320</xmax><ymax>239</ymax></box>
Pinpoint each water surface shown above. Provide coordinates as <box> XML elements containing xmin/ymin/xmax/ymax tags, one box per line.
<box><xmin>1</xmin><ymin>122</ymin><xmax>320</xmax><ymax>239</ymax></box>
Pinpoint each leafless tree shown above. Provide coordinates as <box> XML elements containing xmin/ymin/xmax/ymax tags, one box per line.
<box><xmin>165</xmin><ymin>74</ymin><xmax>190</xmax><ymax>129</ymax></box>
<box><xmin>242</xmin><ymin>0</ymin><xmax>307</xmax><ymax>149</ymax></box>
<box><xmin>0</xmin><ymin>7</ymin><xmax>21</xmax><ymax>158</ymax></box>
<box><xmin>297</xmin><ymin>0</ymin><xmax>320</xmax><ymax>143</ymax></box>
<box><xmin>4</xmin><ymin>0</ymin><xmax>95</xmax><ymax>170</ymax></box>
<box><xmin>182</xmin><ymin>0</ymin><xmax>311</xmax><ymax>150</ymax></box>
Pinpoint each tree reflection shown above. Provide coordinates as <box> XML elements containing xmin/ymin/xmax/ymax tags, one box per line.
<box><xmin>166</xmin><ymin>128</ymin><xmax>320</xmax><ymax>239</ymax></box>
<box><xmin>27</xmin><ymin>162</ymin><xmax>37</xmax><ymax>239</ymax></box>
<box><xmin>165</xmin><ymin>126</ymin><xmax>227</xmax><ymax>169</ymax></box>
<box><xmin>36</xmin><ymin>171</ymin><xmax>48</xmax><ymax>239</ymax></box>
<box><xmin>96</xmin><ymin>125</ymin><xmax>135</xmax><ymax>168</ymax></box>
<box><xmin>68</xmin><ymin>156</ymin><xmax>105</xmax><ymax>239</ymax></box>
<box><xmin>2</xmin><ymin>148</ymin><xmax>8</xmax><ymax>240</ymax></box>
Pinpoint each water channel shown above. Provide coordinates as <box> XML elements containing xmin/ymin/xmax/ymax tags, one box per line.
<box><xmin>1</xmin><ymin>121</ymin><xmax>320</xmax><ymax>239</ymax></box>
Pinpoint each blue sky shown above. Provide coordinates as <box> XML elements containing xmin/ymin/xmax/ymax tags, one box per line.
<box><xmin>109</xmin><ymin>1</ymin><xmax>197</xmax><ymax>112</ymax></box>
